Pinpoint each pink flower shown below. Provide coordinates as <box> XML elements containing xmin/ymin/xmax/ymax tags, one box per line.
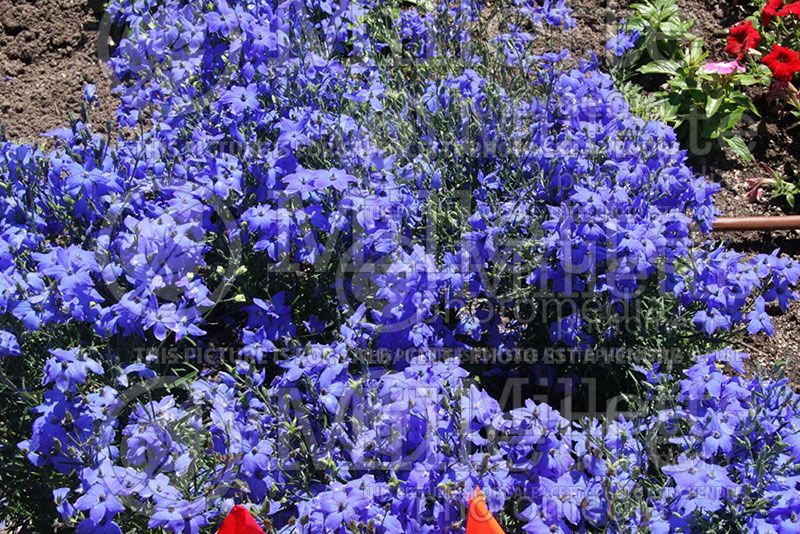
<box><xmin>701</xmin><ymin>60</ymin><xmax>746</xmax><ymax>75</ymax></box>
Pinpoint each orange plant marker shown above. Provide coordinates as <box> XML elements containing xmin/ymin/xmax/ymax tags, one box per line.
<box><xmin>467</xmin><ymin>487</ymin><xmax>506</xmax><ymax>534</ymax></box>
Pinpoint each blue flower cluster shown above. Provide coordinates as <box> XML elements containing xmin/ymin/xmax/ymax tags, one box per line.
<box><xmin>18</xmin><ymin>343</ymin><xmax>800</xmax><ymax>532</ymax></box>
<box><xmin>636</xmin><ymin>351</ymin><xmax>800</xmax><ymax>533</ymax></box>
<box><xmin>0</xmin><ymin>0</ymin><xmax>799</xmax><ymax>531</ymax></box>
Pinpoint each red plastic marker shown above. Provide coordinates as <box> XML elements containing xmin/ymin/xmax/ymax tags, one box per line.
<box><xmin>466</xmin><ymin>487</ymin><xmax>506</xmax><ymax>534</ymax></box>
<box><xmin>218</xmin><ymin>505</ymin><xmax>267</xmax><ymax>534</ymax></box>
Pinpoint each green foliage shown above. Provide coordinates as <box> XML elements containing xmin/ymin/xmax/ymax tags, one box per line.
<box><xmin>656</xmin><ymin>40</ymin><xmax>761</xmax><ymax>161</ymax></box>
<box><xmin>762</xmin><ymin>163</ymin><xmax>800</xmax><ymax>209</ymax></box>
<box><xmin>773</xmin><ymin>176</ymin><xmax>800</xmax><ymax>208</ymax></box>
<box><xmin>610</xmin><ymin>0</ymin><xmax>764</xmax><ymax>161</ymax></box>
<box><xmin>616</xmin><ymin>80</ymin><xmax>673</xmax><ymax>122</ymax></box>
<box><xmin>0</xmin><ymin>325</ymin><xmax>88</xmax><ymax>532</ymax></box>
<box><xmin>623</xmin><ymin>0</ymin><xmax>694</xmax><ymax>65</ymax></box>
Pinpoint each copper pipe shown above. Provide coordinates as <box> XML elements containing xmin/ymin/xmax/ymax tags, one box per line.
<box><xmin>712</xmin><ymin>216</ymin><xmax>800</xmax><ymax>232</ymax></box>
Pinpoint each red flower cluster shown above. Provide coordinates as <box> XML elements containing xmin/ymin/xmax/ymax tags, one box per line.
<box><xmin>763</xmin><ymin>0</ymin><xmax>784</xmax><ymax>26</ymax></box>
<box><xmin>778</xmin><ymin>2</ymin><xmax>800</xmax><ymax>16</ymax></box>
<box><xmin>728</xmin><ymin>8</ymin><xmax>800</xmax><ymax>84</ymax></box>
<box><xmin>725</xmin><ymin>21</ymin><xmax>762</xmax><ymax>58</ymax></box>
<box><xmin>764</xmin><ymin>0</ymin><xmax>800</xmax><ymax>24</ymax></box>
<box><xmin>762</xmin><ymin>44</ymin><xmax>800</xmax><ymax>82</ymax></box>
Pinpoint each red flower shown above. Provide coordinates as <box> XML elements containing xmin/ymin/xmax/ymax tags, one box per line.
<box><xmin>725</xmin><ymin>21</ymin><xmax>762</xmax><ymax>58</ymax></box>
<box><xmin>763</xmin><ymin>0</ymin><xmax>784</xmax><ymax>25</ymax></box>
<box><xmin>218</xmin><ymin>505</ymin><xmax>266</xmax><ymax>534</ymax></box>
<box><xmin>762</xmin><ymin>44</ymin><xmax>800</xmax><ymax>82</ymax></box>
<box><xmin>778</xmin><ymin>2</ymin><xmax>800</xmax><ymax>16</ymax></box>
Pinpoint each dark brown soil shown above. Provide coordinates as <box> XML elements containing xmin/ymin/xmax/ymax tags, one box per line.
<box><xmin>678</xmin><ymin>0</ymin><xmax>750</xmax><ymax>59</ymax></box>
<box><xmin>0</xmin><ymin>0</ymin><xmax>115</xmax><ymax>144</ymax></box>
<box><xmin>532</xmin><ymin>0</ymin><xmax>625</xmax><ymax>65</ymax></box>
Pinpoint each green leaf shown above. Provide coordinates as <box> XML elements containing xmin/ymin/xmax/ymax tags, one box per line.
<box><xmin>670</xmin><ymin>78</ymin><xmax>689</xmax><ymax>90</ymax></box>
<box><xmin>737</xmin><ymin>74</ymin><xmax>759</xmax><ymax>86</ymax></box>
<box><xmin>686</xmin><ymin>39</ymin><xmax>706</xmax><ymax>64</ymax></box>
<box><xmin>788</xmin><ymin>193</ymin><xmax>795</xmax><ymax>208</ymax></box>
<box><xmin>660</xmin><ymin>21</ymin><xmax>689</xmax><ymax>37</ymax></box>
<box><xmin>403</xmin><ymin>0</ymin><xmax>434</xmax><ymax>9</ymax></box>
<box><xmin>638</xmin><ymin>60</ymin><xmax>681</xmax><ymax>75</ymax></box>
<box><xmin>722</xmin><ymin>135</ymin><xmax>753</xmax><ymax>162</ymax></box>
<box><xmin>706</xmin><ymin>96</ymin><xmax>722</xmax><ymax>118</ymax></box>
<box><xmin>722</xmin><ymin>108</ymin><xmax>745</xmax><ymax>130</ymax></box>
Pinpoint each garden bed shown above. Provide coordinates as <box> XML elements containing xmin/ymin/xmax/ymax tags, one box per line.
<box><xmin>2</xmin><ymin>0</ymin><xmax>800</xmax><ymax>532</ymax></box>
<box><xmin>666</xmin><ymin>0</ymin><xmax>800</xmax><ymax>379</ymax></box>
<box><xmin>8</xmin><ymin>0</ymin><xmax>797</xmax><ymax>382</ymax></box>
<box><xmin>531</xmin><ymin>0</ymin><xmax>800</xmax><ymax>382</ymax></box>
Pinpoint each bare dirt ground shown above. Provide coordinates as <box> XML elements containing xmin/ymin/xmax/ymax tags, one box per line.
<box><xmin>0</xmin><ymin>0</ymin><xmax>115</xmax><ymax>143</ymax></box>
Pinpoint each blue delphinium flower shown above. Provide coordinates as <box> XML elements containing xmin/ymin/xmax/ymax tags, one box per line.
<box><xmin>0</xmin><ymin>330</ymin><xmax>20</xmax><ymax>358</ymax></box>
<box><xmin>74</xmin><ymin>484</ymin><xmax>125</xmax><ymax>526</ymax></box>
<box><xmin>42</xmin><ymin>349</ymin><xmax>103</xmax><ymax>392</ymax></box>
<box><xmin>696</xmin><ymin>410</ymin><xmax>735</xmax><ymax>458</ymax></box>
<box><xmin>219</xmin><ymin>84</ymin><xmax>259</xmax><ymax>114</ymax></box>
<box><xmin>606</xmin><ymin>28</ymin><xmax>640</xmax><ymax>57</ymax></box>
<box><xmin>83</xmin><ymin>83</ymin><xmax>98</xmax><ymax>105</ymax></box>
<box><xmin>53</xmin><ymin>487</ymin><xmax>76</xmax><ymax>520</ymax></box>
<box><xmin>664</xmin><ymin>457</ymin><xmax>738</xmax><ymax>513</ymax></box>
<box><xmin>148</xmin><ymin>498</ymin><xmax>208</xmax><ymax>534</ymax></box>
<box><xmin>538</xmin><ymin>472</ymin><xmax>586</xmax><ymax>525</ymax></box>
